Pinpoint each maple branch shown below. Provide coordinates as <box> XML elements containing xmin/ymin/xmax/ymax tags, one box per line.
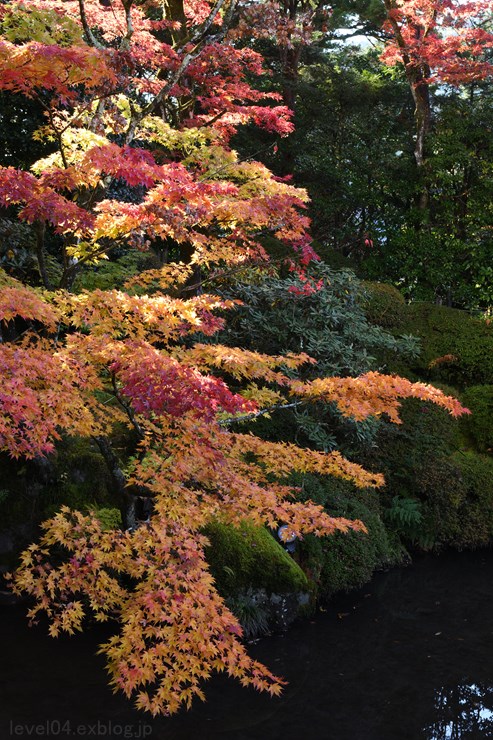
<box><xmin>88</xmin><ymin>97</ymin><xmax>107</xmax><ymax>133</ymax></box>
<box><xmin>52</xmin><ymin>321</ymin><xmax>62</xmax><ymax>350</ymax></box>
<box><xmin>110</xmin><ymin>372</ymin><xmax>146</xmax><ymax>439</ymax></box>
<box><xmin>222</xmin><ymin>0</ymin><xmax>238</xmax><ymax>35</ymax></box>
<box><xmin>30</xmin><ymin>94</ymin><xmax>70</xmax><ymax>169</ymax></box>
<box><xmin>126</xmin><ymin>0</ymin><xmax>238</xmax><ymax>140</ymax></box>
<box><xmin>60</xmin><ymin>230</ymin><xmax>137</xmax><ymax>285</ymax></box>
<box><xmin>78</xmin><ymin>0</ymin><xmax>106</xmax><ymax>50</ymax></box>
<box><xmin>198</xmin><ymin>141</ymin><xmax>279</xmax><ymax>182</ymax></box>
<box><xmin>178</xmin><ymin>257</ymin><xmax>270</xmax><ymax>295</ymax></box>
<box><xmin>197</xmin><ymin>108</ymin><xmax>228</xmax><ymax>129</ymax></box>
<box><xmin>35</xmin><ymin>222</ymin><xmax>53</xmax><ymax>291</ymax></box>
<box><xmin>179</xmin><ymin>263</ymin><xmax>254</xmax><ymax>294</ymax></box>
<box><xmin>188</xmin><ymin>0</ymin><xmax>230</xmax><ymax>45</ymax></box>
<box><xmin>136</xmin><ymin>49</ymin><xmax>200</xmax><ymax>125</ymax></box>
<box><xmin>120</xmin><ymin>0</ymin><xmax>134</xmax><ymax>50</ymax></box>
<box><xmin>92</xmin><ymin>435</ymin><xmax>136</xmax><ymax>529</ymax></box>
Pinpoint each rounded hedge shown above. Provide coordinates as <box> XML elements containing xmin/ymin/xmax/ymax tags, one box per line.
<box><xmin>361</xmin><ymin>281</ymin><xmax>406</xmax><ymax>329</ymax></box>
<box><xmin>397</xmin><ymin>303</ymin><xmax>493</xmax><ymax>386</ymax></box>
<box><xmin>290</xmin><ymin>473</ymin><xmax>401</xmax><ymax>597</ymax></box>
<box><xmin>413</xmin><ymin>451</ymin><xmax>493</xmax><ymax>549</ymax></box>
<box><xmin>460</xmin><ymin>385</ymin><xmax>493</xmax><ymax>452</ymax></box>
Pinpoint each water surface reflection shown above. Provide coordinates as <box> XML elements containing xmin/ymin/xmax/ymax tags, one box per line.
<box><xmin>426</xmin><ymin>683</ymin><xmax>493</xmax><ymax>739</ymax></box>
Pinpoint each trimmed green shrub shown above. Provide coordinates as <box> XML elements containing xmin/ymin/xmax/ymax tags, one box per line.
<box><xmin>413</xmin><ymin>454</ymin><xmax>466</xmax><ymax>548</ymax></box>
<box><xmin>361</xmin><ymin>281</ymin><xmax>407</xmax><ymax>329</ymax></box>
<box><xmin>305</xmin><ymin>501</ymin><xmax>400</xmax><ymax>598</ymax></box>
<box><xmin>290</xmin><ymin>473</ymin><xmax>402</xmax><ymax>597</ymax></box>
<box><xmin>394</xmin><ymin>303</ymin><xmax>493</xmax><ymax>386</ymax></box>
<box><xmin>414</xmin><ymin>452</ymin><xmax>493</xmax><ymax>549</ymax></box>
<box><xmin>204</xmin><ymin>519</ymin><xmax>308</xmax><ymax>596</ymax></box>
<box><xmin>451</xmin><ymin>452</ymin><xmax>493</xmax><ymax>548</ymax></box>
<box><xmin>361</xmin><ymin>397</ymin><xmax>463</xmax><ymax>495</ymax></box>
<box><xmin>357</xmin><ymin>397</ymin><xmax>468</xmax><ymax>549</ymax></box>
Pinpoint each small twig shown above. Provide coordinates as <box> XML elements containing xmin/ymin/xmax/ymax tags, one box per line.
<box><xmin>218</xmin><ymin>400</ymin><xmax>304</xmax><ymax>427</ymax></box>
<box><xmin>111</xmin><ymin>372</ymin><xmax>146</xmax><ymax>439</ymax></box>
<box><xmin>52</xmin><ymin>321</ymin><xmax>63</xmax><ymax>350</ymax></box>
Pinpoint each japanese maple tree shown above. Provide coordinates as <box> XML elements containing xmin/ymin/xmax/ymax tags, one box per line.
<box><xmin>381</xmin><ymin>0</ymin><xmax>493</xmax><ymax>171</ymax></box>
<box><xmin>0</xmin><ymin>0</ymin><xmax>470</xmax><ymax>717</ymax></box>
<box><xmin>233</xmin><ymin>0</ymin><xmax>331</xmax><ymax>111</ymax></box>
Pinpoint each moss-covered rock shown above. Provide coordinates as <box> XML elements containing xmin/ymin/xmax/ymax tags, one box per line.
<box><xmin>0</xmin><ymin>436</ymin><xmax>116</xmax><ymax>561</ymax></box>
<box><xmin>204</xmin><ymin>519</ymin><xmax>308</xmax><ymax>596</ymax></box>
<box><xmin>40</xmin><ymin>436</ymin><xmax>114</xmax><ymax>519</ymax></box>
<box><xmin>203</xmin><ymin>519</ymin><xmax>311</xmax><ymax>637</ymax></box>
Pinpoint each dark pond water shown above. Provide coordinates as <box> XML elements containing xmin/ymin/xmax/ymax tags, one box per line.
<box><xmin>1</xmin><ymin>549</ymin><xmax>493</xmax><ymax>740</ymax></box>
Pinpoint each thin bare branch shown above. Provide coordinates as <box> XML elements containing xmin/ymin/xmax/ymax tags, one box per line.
<box><xmin>111</xmin><ymin>372</ymin><xmax>146</xmax><ymax>439</ymax></box>
<box><xmin>218</xmin><ymin>401</ymin><xmax>304</xmax><ymax>427</ymax></box>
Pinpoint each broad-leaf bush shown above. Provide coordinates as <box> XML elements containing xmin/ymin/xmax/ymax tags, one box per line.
<box><xmin>218</xmin><ymin>263</ymin><xmax>420</xmax><ymax>452</ymax></box>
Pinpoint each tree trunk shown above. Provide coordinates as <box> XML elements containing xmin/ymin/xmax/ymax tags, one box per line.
<box><xmin>410</xmin><ymin>76</ymin><xmax>432</xmax><ymax>170</ymax></box>
<box><xmin>93</xmin><ymin>436</ymin><xmax>136</xmax><ymax>530</ymax></box>
<box><xmin>384</xmin><ymin>0</ymin><xmax>433</xmax><ymax>208</ymax></box>
<box><xmin>409</xmin><ymin>75</ymin><xmax>432</xmax><ymax>210</ymax></box>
